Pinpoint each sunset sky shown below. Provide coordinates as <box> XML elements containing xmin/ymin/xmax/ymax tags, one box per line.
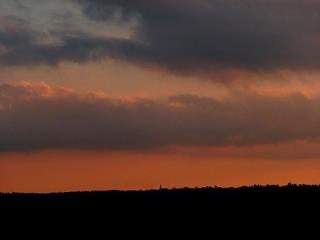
<box><xmin>2</xmin><ymin>0</ymin><xmax>320</xmax><ymax>192</ymax></box>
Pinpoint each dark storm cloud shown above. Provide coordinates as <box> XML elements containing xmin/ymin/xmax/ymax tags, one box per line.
<box><xmin>1</xmin><ymin>0</ymin><xmax>320</xmax><ymax>73</ymax></box>
<box><xmin>1</xmin><ymin>82</ymin><xmax>320</xmax><ymax>152</ymax></box>
<box><xmin>76</xmin><ymin>0</ymin><xmax>320</xmax><ymax>72</ymax></box>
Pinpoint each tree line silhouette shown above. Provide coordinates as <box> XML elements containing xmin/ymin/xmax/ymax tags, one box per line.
<box><xmin>2</xmin><ymin>184</ymin><xmax>320</xmax><ymax>210</ymax></box>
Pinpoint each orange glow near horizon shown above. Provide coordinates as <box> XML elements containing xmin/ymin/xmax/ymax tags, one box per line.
<box><xmin>2</xmin><ymin>145</ymin><xmax>320</xmax><ymax>193</ymax></box>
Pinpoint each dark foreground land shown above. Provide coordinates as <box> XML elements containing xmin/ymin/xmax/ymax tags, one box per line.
<box><xmin>2</xmin><ymin>184</ymin><xmax>320</xmax><ymax>210</ymax></box>
<box><xmin>2</xmin><ymin>185</ymin><xmax>320</xmax><ymax>232</ymax></box>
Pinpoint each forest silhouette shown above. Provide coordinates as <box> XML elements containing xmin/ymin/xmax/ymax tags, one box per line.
<box><xmin>2</xmin><ymin>184</ymin><xmax>320</xmax><ymax>211</ymax></box>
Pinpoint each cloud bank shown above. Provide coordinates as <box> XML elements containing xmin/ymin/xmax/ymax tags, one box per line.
<box><xmin>0</xmin><ymin>0</ymin><xmax>320</xmax><ymax>76</ymax></box>
<box><xmin>1</xmin><ymin>82</ymin><xmax>320</xmax><ymax>152</ymax></box>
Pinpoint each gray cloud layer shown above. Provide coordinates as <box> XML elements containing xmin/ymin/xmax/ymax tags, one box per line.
<box><xmin>1</xmin><ymin>82</ymin><xmax>320</xmax><ymax>152</ymax></box>
<box><xmin>1</xmin><ymin>0</ymin><xmax>320</xmax><ymax>74</ymax></box>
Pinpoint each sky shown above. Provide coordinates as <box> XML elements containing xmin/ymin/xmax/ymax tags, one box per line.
<box><xmin>1</xmin><ymin>0</ymin><xmax>320</xmax><ymax>192</ymax></box>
